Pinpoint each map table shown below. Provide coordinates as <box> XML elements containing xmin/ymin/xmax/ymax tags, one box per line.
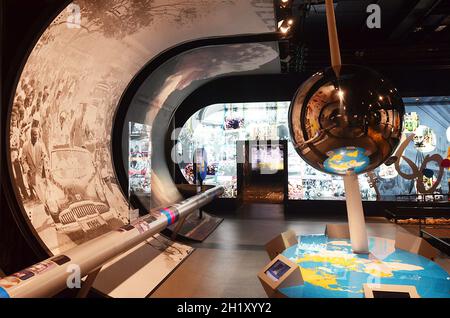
<box><xmin>280</xmin><ymin>235</ymin><xmax>450</xmax><ymax>298</ymax></box>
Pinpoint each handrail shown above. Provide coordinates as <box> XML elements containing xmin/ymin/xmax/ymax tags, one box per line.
<box><xmin>0</xmin><ymin>186</ymin><xmax>224</xmax><ymax>298</ymax></box>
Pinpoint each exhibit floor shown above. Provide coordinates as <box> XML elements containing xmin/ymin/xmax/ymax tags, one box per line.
<box><xmin>149</xmin><ymin>204</ymin><xmax>443</xmax><ymax>298</ymax></box>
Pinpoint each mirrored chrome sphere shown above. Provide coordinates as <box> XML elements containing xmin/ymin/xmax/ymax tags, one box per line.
<box><xmin>289</xmin><ymin>65</ymin><xmax>405</xmax><ymax>176</ymax></box>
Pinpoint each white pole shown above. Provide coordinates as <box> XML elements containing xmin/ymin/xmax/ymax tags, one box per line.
<box><xmin>343</xmin><ymin>175</ymin><xmax>369</xmax><ymax>254</ymax></box>
<box><xmin>325</xmin><ymin>0</ymin><xmax>342</xmax><ymax>77</ymax></box>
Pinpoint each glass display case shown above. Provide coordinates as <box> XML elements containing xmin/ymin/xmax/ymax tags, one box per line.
<box><xmin>177</xmin><ymin>99</ymin><xmax>449</xmax><ymax>201</ymax></box>
<box><xmin>177</xmin><ymin>102</ymin><xmax>290</xmax><ymax>198</ymax></box>
<box><xmin>129</xmin><ymin>122</ymin><xmax>151</xmax><ymax>196</ymax></box>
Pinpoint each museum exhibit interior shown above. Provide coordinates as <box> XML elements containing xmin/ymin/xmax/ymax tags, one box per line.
<box><xmin>1</xmin><ymin>0</ymin><xmax>450</xmax><ymax>300</ymax></box>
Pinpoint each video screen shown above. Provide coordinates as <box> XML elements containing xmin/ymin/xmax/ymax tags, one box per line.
<box><xmin>372</xmin><ymin>291</ymin><xmax>412</xmax><ymax>298</ymax></box>
<box><xmin>265</xmin><ymin>260</ymin><xmax>291</xmax><ymax>282</ymax></box>
<box><xmin>251</xmin><ymin>145</ymin><xmax>284</xmax><ymax>172</ymax></box>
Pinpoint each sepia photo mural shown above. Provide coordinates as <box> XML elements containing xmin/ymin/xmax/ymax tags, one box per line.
<box><xmin>7</xmin><ymin>0</ymin><xmax>277</xmax><ymax>255</ymax></box>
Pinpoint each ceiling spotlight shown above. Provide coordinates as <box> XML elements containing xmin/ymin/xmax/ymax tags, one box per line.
<box><xmin>278</xmin><ymin>19</ymin><xmax>293</xmax><ymax>34</ymax></box>
<box><xmin>280</xmin><ymin>0</ymin><xmax>291</xmax><ymax>8</ymax></box>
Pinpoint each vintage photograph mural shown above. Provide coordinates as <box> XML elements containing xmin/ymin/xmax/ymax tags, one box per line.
<box><xmin>7</xmin><ymin>0</ymin><xmax>276</xmax><ymax>255</ymax></box>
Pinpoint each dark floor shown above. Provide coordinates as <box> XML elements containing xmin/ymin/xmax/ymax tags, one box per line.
<box><xmin>150</xmin><ymin>203</ymin><xmax>402</xmax><ymax>298</ymax></box>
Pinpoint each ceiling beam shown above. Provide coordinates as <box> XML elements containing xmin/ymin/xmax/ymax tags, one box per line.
<box><xmin>390</xmin><ymin>0</ymin><xmax>442</xmax><ymax>40</ymax></box>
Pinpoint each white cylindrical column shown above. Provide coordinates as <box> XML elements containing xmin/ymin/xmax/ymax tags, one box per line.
<box><xmin>343</xmin><ymin>175</ymin><xmax>369</xmax><ymax>254</ymax></box>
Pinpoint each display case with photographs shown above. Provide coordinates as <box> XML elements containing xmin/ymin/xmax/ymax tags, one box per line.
<box><xmin>129</xmin><ymin>123</ymin><xmax>151</xmax><ymax>195</ymax></box>
<box><xmin>178</xmin><ymin>99</ymin><xmax>449</xmax><ymax>201</ymax></box>
<box><xmin>404</xmin><ymin>112</ymin><xmax>420</xmax><ymax>134</ymax></box>
<box><xmin>373</xmin><ymin>99</ymin><xmax>450</xmax><ymax>197</ymax></box>
<box><xmin>413</xmin><ymin>125</ymin><xmax>436</xmax><ymax>153</ymax></box>
<box><xmin>177</xmin><ymin>102</ymin><xmax>291</xmax><ymax>198</ymax></box>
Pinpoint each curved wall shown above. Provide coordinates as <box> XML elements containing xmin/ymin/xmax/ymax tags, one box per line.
<box><xmin>6</xmin><ymin>0</ymin><xmax>277</xmax><ymax>255</ymax></box>
<box><xmin>123</xmin><ymin>42</ymin><xmax>280</xmax><ymax>209</ymax></box>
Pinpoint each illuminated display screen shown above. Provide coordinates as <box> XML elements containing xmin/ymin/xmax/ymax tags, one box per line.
<box><xmin>265</xmin><ymin>260</ymin><xmax>291</xmax><ymax>282</ymax></box>
<box><xmin>251</xmin><ymin>145</ymin><xmax>284</xmax><ymax>172</ymax></box>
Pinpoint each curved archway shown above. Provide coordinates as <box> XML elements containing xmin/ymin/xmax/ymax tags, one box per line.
<box><xmin>5</xmin><ymin>0</ymin><xmax>278</xmax><ymax>255</ymax></box>
<box><xmin>120</xmin><ymin>42</ymin><xmax>281</xmax><ymax>211</ymax></box>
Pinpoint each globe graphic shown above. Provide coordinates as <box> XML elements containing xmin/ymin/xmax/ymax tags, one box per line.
<box><xmin>289</xmin><ymin>65</ymin><xmax>405</xmax><ymax>175</ymax></box>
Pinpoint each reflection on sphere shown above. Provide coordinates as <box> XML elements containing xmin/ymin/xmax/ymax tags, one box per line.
<box><xmin>289</xmin><ymin>65</ymin><xmax>405</xmax><ymax>176</ymax></box>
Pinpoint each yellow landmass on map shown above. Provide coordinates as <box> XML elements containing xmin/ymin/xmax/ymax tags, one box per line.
<box><xmin>300</xmin><ymin>267</ymin><xmax>341</xmax><ymax>291</ymax></box>
<box><xmin>297</xmin><ymin>251</ymin><xmax>425</xmax><ymax>282</ymax></box>
<box><xmin>297</xmin><ymin>252</ymin><xmax>362</xmax><ymax>272</ymax></box>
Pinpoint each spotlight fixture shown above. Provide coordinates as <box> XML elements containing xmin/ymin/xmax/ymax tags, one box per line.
<box><xmin>278</xmin><ymin>19</ymin><xmax>294</xmax><ymax>34</ymax></box>
<box><xmin>280</xmin><ymin>0</ymin><xmax>291</xmax><ymax>9</ymax></box>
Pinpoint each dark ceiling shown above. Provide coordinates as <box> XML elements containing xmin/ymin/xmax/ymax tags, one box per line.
<box><xmin>277</xmin><ymin>0</ymin><xmax>450</xmax><ymax>74</ymax></box>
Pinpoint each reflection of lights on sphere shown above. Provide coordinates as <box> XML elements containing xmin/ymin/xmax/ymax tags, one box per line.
<box><xmin>289</xmin><ymin>65</ymin><xmax>405</xmax><ymax>176</ymax></box>
<box><xmin>447</xmin><ymin>126</ymin><xmax>450</xmax><ymax>142</ymax></box>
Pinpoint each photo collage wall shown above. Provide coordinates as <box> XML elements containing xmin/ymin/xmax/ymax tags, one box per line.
<box><xmin>178</xmin><ymin>100</ymin><xmax>450</xmax><ymax>200</ymax></box>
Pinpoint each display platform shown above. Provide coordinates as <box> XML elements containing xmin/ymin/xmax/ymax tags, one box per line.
<box><xmin>92</xmin><ymin>234</ymin><xmax>193</xmax><ymax>298</ymax></box>
<box><xmin>421</xmin><ymin>229</ymin><xmax>450</xmax><ymax>256</ymax></box>
<box><xmin>169</xmin><ymin>184</ymin><xmax>224</xmax><ymax>242</ymax></box>
<box><xmin>280</xmin><ymin>235</ymin><xmax>450</xmax><ymax>298</ymax></box>
<box><xmin>166</xmin><ymin>212</ymin><xmax>223</xmax><ymax>242</ymax></box>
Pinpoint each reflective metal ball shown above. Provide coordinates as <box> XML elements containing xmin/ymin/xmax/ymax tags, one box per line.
<box><xmin>289</xmin><ymin>65</ymin><xmax>405</xmax><ymax>176</ymax></box>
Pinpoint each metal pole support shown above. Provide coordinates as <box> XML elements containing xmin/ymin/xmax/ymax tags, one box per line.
<box><xmin>343</xmin><ymin>175</ymin><xmax>369</xmax><ymax>254</ymax></box>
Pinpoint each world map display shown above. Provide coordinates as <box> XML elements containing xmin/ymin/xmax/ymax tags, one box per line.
<box><xmin>281</xmin><ymin>235</ymin><xmax>450</xmax><ymax>298</ymax></box>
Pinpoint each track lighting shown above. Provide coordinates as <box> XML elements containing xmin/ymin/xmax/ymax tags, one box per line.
<box><xmin>280</xmin><ymin>0</ymin><xmax>291</xmax><ymax>9</ymax></box>
<box><xmin>278</xmin><ymin>19</ymin><xmax>293</xmax><ymax>34</ymax></box>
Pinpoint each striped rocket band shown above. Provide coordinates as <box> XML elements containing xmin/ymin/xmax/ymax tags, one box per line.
<box><xmin>161</xmin><ymin>208</ymin><xmax>179</xmax><ymax>225</ymax></box>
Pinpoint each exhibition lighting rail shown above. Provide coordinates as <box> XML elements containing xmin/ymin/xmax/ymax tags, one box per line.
<box><xmin>0</xmin><ymin>186</ymin><xmax>224</xmax><ymax>298</ymax></box>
